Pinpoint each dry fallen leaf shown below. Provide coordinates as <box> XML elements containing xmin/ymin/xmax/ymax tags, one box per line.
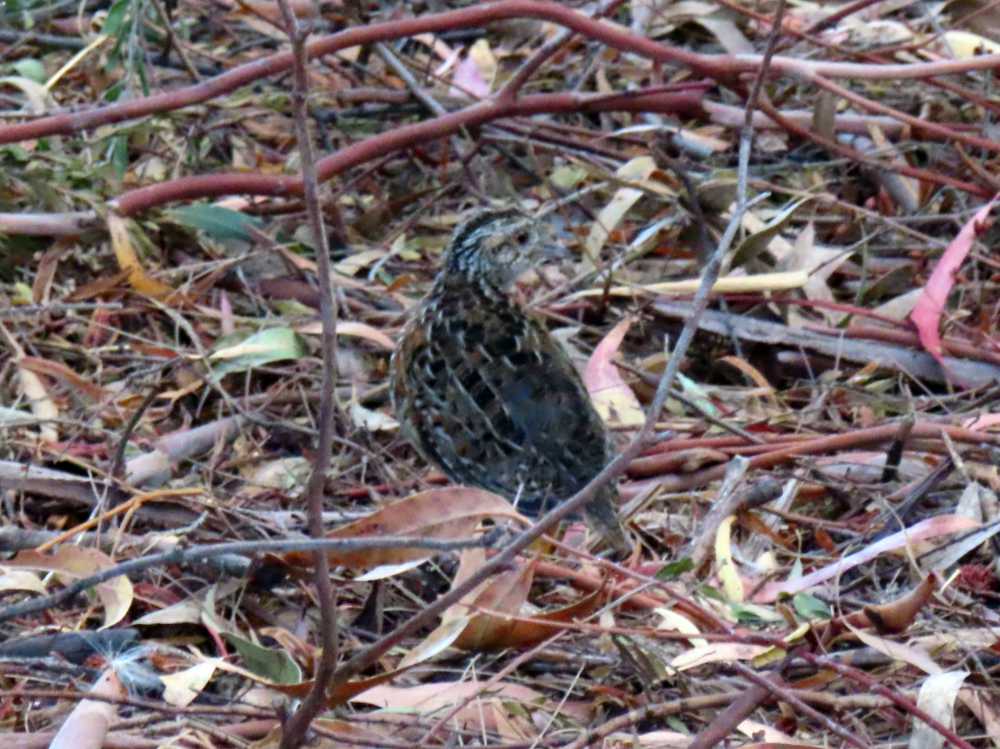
<box><xmin>2</xmin><ymin>547</ymin><xmax>133</xmax><ymax>628</ymax></box>
<box><xmin>283</xmin><ymin>487</ymin><xmax>526</xmax><ymax>570</ymax></box>
<box><xmin>584</xmin><ymin>316</ymin><xmax>645</xmax><ymax>428</ymax></box>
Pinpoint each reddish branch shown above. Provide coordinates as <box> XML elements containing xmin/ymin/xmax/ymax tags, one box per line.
<box><xmin>803</xmin><ymin>0</ymin><xmax>887</xmax><ymax>34</ymax></box>
<box><xmin>4</xmin><ymin>0</ymin><xmax>999</xmax><ymax>149</ymax></box>
<box><xmin>1</xmin><ymin>0</ymin><xmax>712</xmax><ymax>146</ymax></box>
<box><xmin>754</xmin><ymin>96</ymin><xmax>990</xmax><ymax>197</ymax></box>
<box><xmin>714</xmin><ymin>0</ymin><xmax>1000</xmax><ymax>114</ymax></box>
<box><xmin>800</xmin><ymin>652</ymin><xmax>977</xmax><ymax>749</ymax></box>
<box><xmin>1</xmin><ymin>1</ymin><xmax>998</xmax><ymax>213</ymax></box>
<box><xmin>113</xmin><ymin>87</ymin><xmax>705</xmax><ymax>215</ymax></box>
<box><xmin>627</xmin><ymin>421</ymin><xmax>1000</xmax><ymax>487</ymax></box>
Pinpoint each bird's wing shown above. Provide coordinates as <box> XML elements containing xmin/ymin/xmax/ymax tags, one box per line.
<box><xmin>395</xmin><ymin>292</ymin><xmax>611</xmax><ymax>504</ymax></box>
<box><xmin>491</xmin><ymin>318</ymin><xmax>612</xmax><ymax>498</ymax></box>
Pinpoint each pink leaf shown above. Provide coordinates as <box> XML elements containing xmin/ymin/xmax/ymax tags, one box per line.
<box><xmin>754</xmin><ymin>514</ymin><xmax>981</xmax><ymax>603</ymax></box>
<box><xmin>965</xmin><ymin>413</ymin><xmax>1000</xmax><ymax>431</ymax></box>
<box><xmin>909</xmin><ymin>196</ymin><xmax>997</xmax><ymax>378</ymax></box>
<box><xmin>450</xmin><ymin>54</ymin><xmax>490</xmax><ymax>99</ymax></box>
<box><xmin>583</xmin><ymin>316</ymin><xmax>644</xmax><ymax>427</ymax></box>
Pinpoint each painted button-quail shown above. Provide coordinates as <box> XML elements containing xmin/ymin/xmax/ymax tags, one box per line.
<box><xmin>391</xmin><ymin>208</ymin><xmax>630</xmax><ymax>554</ymax></box>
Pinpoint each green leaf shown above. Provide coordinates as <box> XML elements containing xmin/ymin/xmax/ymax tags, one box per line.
<box><xmin>677</xmin><ymin>373</ymin><xmax>718</xmax><ymax>417</ymax></box>
<box><xmin>729</xmin><ymin>602</ymin><xmax>784</xmax><ymax>624</ymax></box>
<box><xmin>1</xmin><ymin>145</ymin><xmax>31</xmax><ymax>163</ymax></box>
<box><xmin>103</xmin><ymin>0</ymin><xmax>132</xmax><ymax>38</ymax></box>
<box><xmin>209</xmin><ymin>327</ymin><xmax>307</xmax><ymax>378</ymax></box>
<box><xmin>792</xmin><ymin>592</ymin><xmax>830</xmax><ymax>621</ymax></box>
<box><xmin>666</xmin><ymin>717</ymin><xmax>690</xmax><ymax>735</ymax></box>
<box><xmin>13</xmin><ymin>59</ymin><xmax>46</xmax><ymax>84</ymax></box>
<box><xmin>169</xmin><ymin>204</ymin><xmax>263</xmax><ymax>242</ymax></box>
<box><xmin>109</xmin><ymin>134</ymin><xmax>129</xmax><ymax>179</ymax></box>
<box><xmin>137</xmin><ymin>56</ymin><xmax>150</xmax><ymax>97</ymax></box>
<box><xmin>550</xmin><ymin>165</ymin><xmax>587</xmax><ymax>190</ymax></box>
<box><xmin>655</xmin><ymin>558</ymin><xmax>694</xmax><ymax>580</ymax></box>
<box><xmin>730</xmin><ymin>196</ymin><xmax>812</xmax><ymax>269</ymax></box>
<box><xmin>223</xmin><ymin>633</ymin><xmax>301</xmax><ymax>684</ymax></box>
<box><xmin>103</xmin><ymin>81</ymin><xmax>124</xmax><ymax>103</ymax></box>
<box><xmin>698</xmin><ymin>584</ymin><xmax>725</xmax><ymax>602</ymax></box>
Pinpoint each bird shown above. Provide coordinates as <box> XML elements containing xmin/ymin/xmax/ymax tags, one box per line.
<box><xmin>391</xmin><ymin>207</ymin><xmax>630</xmax><ymax>555</ymax></box>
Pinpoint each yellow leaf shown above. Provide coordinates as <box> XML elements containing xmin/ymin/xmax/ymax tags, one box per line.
<box><xmin>714</xmin><ymin>515</ymin><xmax>744</xmax><ymax>602</ymax></box>
<box><xmin>108</xmin><ymin>213</ymin><xmax>173</xmax><ymax>298</ymax></box>
<box><xmin>942</xmin><ymin>30</ymin><xmax>1000</xmax><ymax>58</ymax></box>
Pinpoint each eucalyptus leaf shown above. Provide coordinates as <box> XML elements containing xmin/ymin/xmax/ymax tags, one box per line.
<box><xmin>730</xmin><ymin>196</ymin><xmax>811</xmax><ymax>269</ymax></box>
<box><xmin>792</xmin><ymin>592</ymin><xmax>831</xmax><ymax>621</ymax></box>
<box><xmin>223</xmin><ymin>632</ymin><xmax>301</xmax><ymax>684</ymax></box>
<box><xmin>13</xmin><ymin>59</ymin><xmax>46</xmax><ymax>84</ymax></box>
<box><xmin>655</xmin><ymin>558</ymin><xmax>694</xmax><ymax>580</ymax></box>
<box><xmin>169</xmin><ymin>204</ymin><xmax>263</xmax><ymax>242</ymax></box>
<box><xmin>103</xmin><ymin>0</ymin><xmax>131</xmax><ymax>38</ymax></box>
<box><xmin>210</xmin><ymin>328</ymin><xmax>307</xmax><ymax>378</ymax></box>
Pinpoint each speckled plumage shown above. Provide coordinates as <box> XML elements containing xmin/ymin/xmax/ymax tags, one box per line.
<box><xmin>391</xmin><ymin>209</ymin><xmax>629</xmax><ymax>554</ymax></box>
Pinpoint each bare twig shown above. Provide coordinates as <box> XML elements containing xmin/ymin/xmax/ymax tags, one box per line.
<box><xmin>273</xmin><ymin>1</ymin><xmax>343</xmax><ymax>745</ymax></box>
<box><xmin>0</xmin><ymin>302</ymin><xmax>122</xmax><ymax>317</ymax></box>
<box><xmin>685</xmin><ymin>7</ymin><xmax>837</xmax><ymax>745</ymax></box>
<box><xmin>498</xmin><ymin>0</ymin><xmax>628</xmax><ymax>99</ymax></box>
<box><xmin>799</xmin><ymin>652</ymin><xmax>977</xmax><ymax>749</ymax></box>
<box><xmin>727</xmin><ymin>662</ymin><xmax>868</xmax><ymax>749</ymax></box>
<box><xmin>0</xmin><ymin>534</ymin><xmax>492</xmax><ymax>626</ymax></box>
<box><xmin>4</xmin><ymin>1</ymin><xmax>999</xmax><ymax>148</ymax></box>
<box><xmin>114</xmin><ymin>87</ymin><xmax>707</xmax><ymax>215</ymax></box>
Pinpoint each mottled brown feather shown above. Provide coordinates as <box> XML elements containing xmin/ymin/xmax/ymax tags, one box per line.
<box><xmin>391</xmin><ymin>210</ymin><xmax>629</xmax><ymax>553</ymax></box>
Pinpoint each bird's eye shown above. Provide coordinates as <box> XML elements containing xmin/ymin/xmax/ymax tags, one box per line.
<box><xmin>515</xmin><ymin>232</ymin><xmax>530</xmax><ymax>245</ymax></box>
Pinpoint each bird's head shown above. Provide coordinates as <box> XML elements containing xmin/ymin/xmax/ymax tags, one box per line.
<box><xmin>442</xmin><ymin>208</ymin><xmax>561</xmax><ymax>289</ymax></box>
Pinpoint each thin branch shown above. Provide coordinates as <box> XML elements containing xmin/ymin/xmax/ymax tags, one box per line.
<box><xmin>747</xmin><ymin>74</ymin><xmax>989</xmax><ymax>199</ymax></box>
<box><xmin>498</xmin><ymin>0</ymin><xmax>628</xmax><ymax>100</ymax></box>
<box><xmin>3</xmin><ymin>0</ymin><xmax>998</xmax><ymax>146</ymax></box>
<box><xmin>799</xmin><ymin>652</ymin><xmax>977</xmax><ymax>749</ymax></box>
<box><xmin>273</xmin><ymin>0</ymin><xmax>343</xmax><ymax>744</ymax></box>
<box><xmin>728</xmin><ymin>663</ymin><xmax>868</xmax><ymax>749</ymax></box>
<box><xmin>0</xmin><ymin>534</ymin><xmax>492</xmax><ymax>626</ymax></box>
<box><xmin>112</xmin><ymin>87</ymin><xmax>699</xmax><ymax>215</ymax></box>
